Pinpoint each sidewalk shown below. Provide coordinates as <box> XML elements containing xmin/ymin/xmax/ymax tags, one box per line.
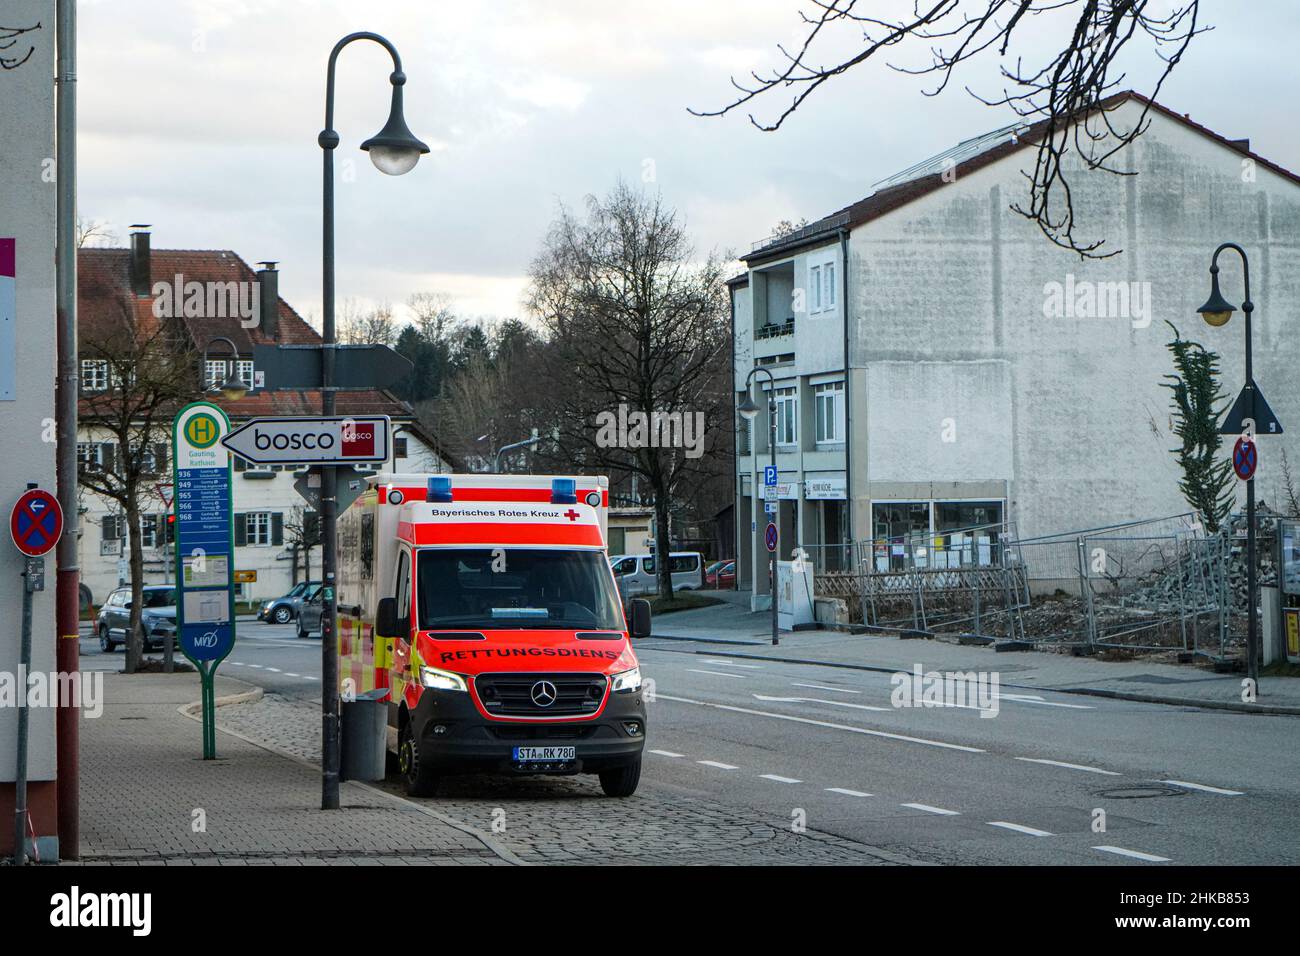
<box><xmin>651</xmin><ymin>600</ymin><xmax>1300</xmax><ymax>714</ymax></box>
<box><xmin>79</xmin><ymin>672</ymin><xmax>516</xmax><ymax>864</ymax></box>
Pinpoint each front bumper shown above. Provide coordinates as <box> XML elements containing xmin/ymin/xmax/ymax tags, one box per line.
<box><xmin>405</xmin><ymin>684</ymin><xmax>647</xmax><ymax>775</ymax></box>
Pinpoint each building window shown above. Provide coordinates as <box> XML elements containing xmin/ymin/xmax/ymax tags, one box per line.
<box><xmin>246</xmin><ymin>511</ymin><xmax>272</xmax><ymax>546</ymax></box>
<box><xmin>394</xmin><ymin>436</ymin><xmax>408</xmax><ymax>459</ymax></box>
<box><xmin>139</xmin><ymin>514</ymin><xmax>174</xmax><ymax>549</ymax></box>
<box><xmin>737</xmin><ymin>414</ymin><xmax>751</xmax><ymax>456</ymax></box>
<box><xmin>81</xmin><ymin>359</ymin><xmax>109</xmax><ymax>391</ymax></box>
<box><xmin>237</xmin><ymin>359</ymin><xmax>254</xmax><ymax>387</ymax></box>
<box><xmin>102</xmin><ymin>514</ymin><xmax>125</xmax><ymax>541</ymax></box>
<box><xmin>77</xmin><ymin>442</ymin><xmax>106</xmax><ymax>470</ymax></box>
<box><xmin>774</xmin><ymin>387</ymin><xmax>797</xmax><ymax>446</ymax></box>
<box><xmin>809</xmin><ymin>265</ymin><xmax>822</xmax><ymax>312</ymax></box>
<box><xmin>823</xmin><ymin>260</ymin><xmax>836</xmax><ymax>309</ymax></box>
<box><xmin>814</xmin><ymin>381</ymin><xmax>844</xmax><ymax>444</ymax></box>
<box><xmin>205</xmin><ymin>359</ymin><xmax>253</xmax><ymax>389</ymax></box>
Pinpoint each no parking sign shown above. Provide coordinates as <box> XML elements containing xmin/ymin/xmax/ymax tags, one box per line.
<box><xmin>9</xmin><ymin>487</ymin><xmax>62</xmax><ymax>557</ymax></box>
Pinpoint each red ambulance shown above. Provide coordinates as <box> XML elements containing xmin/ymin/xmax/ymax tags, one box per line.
<box><xmin>337</xmin><ymin>473</ymin><xmax>651</xmax><ymax>797</ymax></box>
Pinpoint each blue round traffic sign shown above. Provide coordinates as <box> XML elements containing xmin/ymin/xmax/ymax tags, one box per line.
<box><xmin>10</xmin><ymin>488</ymin><xmax>63</xmax><ymax>557</ymax></box>
<box><xmin>765</xmin><ymin>522</ymin><xmax>778</xmax><ymax>553</ymax></box>
<box><xmin>1233</xmin><ymin>436</ymin><xmax>1257</xmax><ymax>481</ymax></box>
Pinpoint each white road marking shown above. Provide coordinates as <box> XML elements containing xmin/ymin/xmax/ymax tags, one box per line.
<box><xmin>825</xmin><ymin>787</ymin><xmax>872</xmax><ymax>797</ymax></box>
<box><xmin>1093</xmin><ymin>845</ymin><xmax>1171</xmax><ymax>863</ymax></box>
<box><xmin>1015</xmin><ymin>757</ymin><xmax>1120</xmax><ymax>776</ymax></box>
<box><xmin>759</xmin><ymin>774</ymin><xmax>801</xmax><ymax>784</ymax></box>
<box><xmin>792</xmin><ymin>683</ymin><xmax>861</xmax><ymax>694</ymax></box>
<box><xmin>230</xmin><ymin>662</ymin><xmax>245</xmax><ymax>666</ymax></box>
<box><xmin>302</xmin><ymin>675</ymin><xmax>318</xmax><ymax>680</ymax></box>
<box><xmin>657</xmin><ymin>694</ymin><xmax>986</xmax><ymax>753</ymax></box>
<box><xmin>697</xmin><ymin>760</ymin><xmax>739</xmax><ymax>770</ymax></box>
<box><xmin>997</xmin><ymin>693</ymin><xmax>1093</xmax><ymax>710</ymax></box>
<box><xmin>1161</xmin><ymin>779</ymin><xmax>1244</xmax><ymax>796</ymax></box>
<box><xmin>687</xmin><ymin>669</ymin><xmax>748</xmax><ymax>679</ymax></box>
<box><xmin>753</xmin><ymin>694</ymin><xmax>889</xmax><ymax>712</ymax></box>
<box><xmin>703</xmin><ymin>659</ymin><xmax>763</xmax><ymax>669</ymax></box>
<box><xmin>902</xmin><ymin>803</ymin><xmax>960</xmax><ymax>816</ymax></box>
<box><xmin>649</xmin><ymin>749</ymin><xmax>685</xmax><ymax>758</ymax></box>
<box><xmin>988</xmin><ymin>821</ymin><xmax>1053</xmax><ymax>837</ymax></box>
<box><xmin>246</xmin><ymin>664</ymin><xmax>263</xmax><ymax>669</ymax></box>
<box><xmin>265</xmin><ymin>667</ymin><xmax>281</xmax><ymax>673</ymax></box>
<box><xmin>284</xmin><ymin>673</ymin><xmax>300</xmax><ymax>678</ymax></box>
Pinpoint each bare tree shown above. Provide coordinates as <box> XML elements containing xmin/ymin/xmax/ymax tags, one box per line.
<box><xmin>79</xmin><ymin>295</ymin><xmax>199</xmax><ymax>672</ymax></box>
<box><xmin>284</xmin><ymin>506</ymin><xmax>321</xmax><ymax>584</ymax></box>
<box><xmin>339</xmin><ymin>298</ymin><xmax>398</xmax><ymax>346</ymax></box>
<box><xmin>694</xmin><ymin>0</ymin><xmax>1206</xmax><ymax>257</ymax></box>
<box><xmin>527</xmin><ymin>182</ymin><xmax>732</xmax><ymax>599</ymax></box>
<box><xmin>76</xmin><ymin>216</ymin><xmax>118</xmax><ymax>249</ymax></box>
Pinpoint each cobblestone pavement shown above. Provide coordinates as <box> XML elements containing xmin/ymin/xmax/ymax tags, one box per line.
<box><xmin>80</xmin><ymin>674</ymin><xmax>508</xmax><ymax>865</ymax></box>
<box><xmin>217</xmin><ymin>694</ymin><xmax>913</xmax><ymax>866</ymax></box>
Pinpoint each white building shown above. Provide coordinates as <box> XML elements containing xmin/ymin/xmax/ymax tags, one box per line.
<box><xmin>731</xmin><ymin>92</ymin><xmax>1300</xmax><ymax>603</ymax></box>
<box><xmin>76</xmin><ymin>232</ymin><xmax>454</xmax><ymax>608</ymax></box>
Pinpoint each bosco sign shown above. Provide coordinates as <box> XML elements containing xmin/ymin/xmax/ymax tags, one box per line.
<box><xmin>221</xmin><ymin>415</ymin><xmax>390</xmax><ymax>466</ymax></box>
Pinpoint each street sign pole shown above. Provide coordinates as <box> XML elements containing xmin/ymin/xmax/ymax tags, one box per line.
<box><xmin>9</xmin><ymin>484</ymin><xmax>61</xmax><ymax>865</ymax></box>
<box><xmin>321</xmin><ymin>89</ymin><xmax>341</xmax><ymax>813</ymax></box>
<box><xmin>172</xmin><ymin>402</ymin><xmax>237</xmax><ymax>759</ymax></box>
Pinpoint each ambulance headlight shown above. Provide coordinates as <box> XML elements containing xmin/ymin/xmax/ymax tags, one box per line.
<box><xmin>419</xmin><ymin>666</ymin><xmax>468</xmax><ymax>692</ymax></box>
<box><xmin>610</xmin><ymin>667</ymin><xmax>641</xmax><ymax>694</ymax></box>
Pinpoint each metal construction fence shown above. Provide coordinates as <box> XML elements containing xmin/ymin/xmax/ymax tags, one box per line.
<box><xmin>815</xmin><ymin>511</ymin><xmax>1253</xmax><ymax>659</ymax></box>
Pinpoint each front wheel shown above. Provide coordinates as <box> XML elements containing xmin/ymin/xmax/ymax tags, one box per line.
<box><xmin>598</xmin><ymin>757</ymin><xmax>642</xmax><ymax>797</ymax></box>
<box><xmin>272</xmin><ymin>605</ymin><xmax>293</xmax><ymax>624</ymax></box>
<box><xmin>398</xmin><ymin>720</ymin><xmax>440</xmax><ymax>797</ymax></box>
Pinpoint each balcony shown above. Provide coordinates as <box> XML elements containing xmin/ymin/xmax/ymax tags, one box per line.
<box><xmin>755</xmin><ymin>317</ymin><xmax>795</xmax><ymax>341</ymax></box>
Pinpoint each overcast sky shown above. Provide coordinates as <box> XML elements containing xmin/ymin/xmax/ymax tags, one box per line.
<box><xmin>77</xmin><ymin>0</ymin><xmax>1300</xmax><ymax>328</ymax></box>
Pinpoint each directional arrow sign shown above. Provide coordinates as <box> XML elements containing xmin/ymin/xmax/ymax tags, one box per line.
<box><xmin>222</xmin><ymin>415</ymin><xmax>391</xmax><ymax>465</ymax></box>
<box><xmin>252</xmin><ymin>344</ymin><xmax>414</xmax><ymax>391</ymax></box>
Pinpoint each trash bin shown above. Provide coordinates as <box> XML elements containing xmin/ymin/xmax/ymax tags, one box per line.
<box><xmin>340</xmin><ymin>687</ymin><xmax>390</xmax><ymax>782</ymax></box>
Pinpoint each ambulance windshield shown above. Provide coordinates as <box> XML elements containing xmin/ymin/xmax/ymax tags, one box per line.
<box><xmin>416</xmin><ymin>548</ymin><xmax>623</xmax><ymax>631</ymax></box>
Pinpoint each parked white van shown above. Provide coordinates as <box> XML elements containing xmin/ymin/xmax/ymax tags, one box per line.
<box><xmin>610</xmin><ymin>552</ymin><xmax>705</xmax><ymax>596</ymax></box>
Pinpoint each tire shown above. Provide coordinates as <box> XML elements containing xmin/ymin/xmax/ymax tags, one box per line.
<box><xmin>296</xmin><ymin>625</ymin><xmax>308</xmax><ymax>639</ymax></box>
<box><xmin>598</xmin><ymin>757</ymin><xmax>642</xmax><ymax>798</ymax></box>
<box><xmin>272</xmin><ymin>605</ymin><xmax>293</xmax><ymax>625</ymax></box>
<box><xmin>98</xmin><ymin>625</ymin><xmax>116</xmax><ymax>653</ymax></box>
<box><xmin>398</xmin><ymin>719</ymin><xmax>440</xmax><ymax>797</ymax></box>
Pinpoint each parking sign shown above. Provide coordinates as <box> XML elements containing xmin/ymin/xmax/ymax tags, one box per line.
<box><xmin>764</xmin><ymin>465</ymin><xmax>778</xmax><ymax>486</ymax></box>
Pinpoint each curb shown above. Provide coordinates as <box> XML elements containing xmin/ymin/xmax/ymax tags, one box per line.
<box><xmin>692</xmin><ymin>648</ymin><xmax>1300</xmax><ymax>715</ymax></box>
<box><xmin>649</xmin><ymin>632</ymin><xmax>767</xmax><ymax>646</ymax></box>
<box><xmin>178</xmin><ymin>691</ymin><xmax>528</xmax><ymax>866</ymax></box>
<box><xmin>1060</xmin><ymin>686</ymin><xmax>1300</xmax><ymax>716</ymax></box>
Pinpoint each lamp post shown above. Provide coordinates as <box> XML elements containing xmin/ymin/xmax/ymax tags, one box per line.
<box><xmin>494</xmin><ymin>430</ymin><xmax>541</xmax><ymax>473</ymax></box>
<box><xmin>1195</xmin><ymin>242</ymin><xmax>1259</xmax><ymax>686</ymax></box>
<box><xmin>319</xmin><ymin>32</ymin><xmax>429</xmax><ymax>810</ymax></box>
<box><xmin>738</xmin><ymin>367</ymin><xmax>779</xmax><ymax>646</ymax></box>
<box><xmin>201</xmin><ymin>336</ymin><xmax>250</xmax><ymax>402</ymax></box>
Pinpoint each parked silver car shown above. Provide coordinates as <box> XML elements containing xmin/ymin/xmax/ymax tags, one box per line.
<box><xmin>295</xmin><ymin>585</ymin><xmax>333</xmax><ymax>639</ymax></box>
<box><xmin>257</xmin><ymin>581</ymin><xmax>323</xmax><ymax>625</ymax></box>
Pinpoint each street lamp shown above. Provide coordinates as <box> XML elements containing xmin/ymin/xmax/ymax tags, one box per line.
<box><xmin>1195</xmin><ymin>242</ymin><xmax>1259</xmax><ymax>686</ymax></box>
<box><xmin>739</xmin><ymin>366</ymin><xmax>779</xmax><ymax>646</ymax></box>
<box><xmin>201</xmin><ymin>336</ymin><xmax>249</xmax><ymax>402</ymax></box>
<box><xmin>318</xmin><ymin>32</ymin><xmax>427</xmax><ymax>811</ymax></box>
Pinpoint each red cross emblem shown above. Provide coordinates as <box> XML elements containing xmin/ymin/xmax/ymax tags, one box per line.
<box><xmin>563</xmin><ymin>509</ymin><xmax>580</xmax><ymax>522</ymax></box>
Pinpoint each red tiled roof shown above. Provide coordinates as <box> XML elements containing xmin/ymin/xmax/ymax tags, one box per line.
<box><xmin>77</xmin><ymin>245</ymin><xmax>413</xmax><ymax>421</ymax></box>
<box><xmin>743</xmin><ymin>91</ymin><xmax>1300</xmax><ymax>263</ymax></box>
<box><xmin>78</xmin><ymin>247</ymin><xmax>320</xmax><ymax>350</ymax></box>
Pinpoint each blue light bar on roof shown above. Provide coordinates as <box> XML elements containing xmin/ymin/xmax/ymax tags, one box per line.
<box><xmin>427</xmin><ymin>475</ymin><xmax>453</xmax><ymax>502</ymax></box>
<box><xmin>551</xmin><ymin>478</ymin><xmax>577</xmax><ymax>504</ymax></box>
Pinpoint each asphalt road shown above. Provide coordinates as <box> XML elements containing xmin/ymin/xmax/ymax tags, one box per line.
<box><xmin>83</xmin><ymin>622</ymin><xmax>1300</xmax><ymax>865</ymax></box>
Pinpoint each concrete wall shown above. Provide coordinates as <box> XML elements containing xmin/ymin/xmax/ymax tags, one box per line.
<box><xmin>847</xmin><ymin>98</ymin><xmax>1300</xmax><ymax>540</ymax></box>
<box><xmin>0</xmin><ymin>2</ymin><xmax>57</xmax><ymax>835</ymax></box>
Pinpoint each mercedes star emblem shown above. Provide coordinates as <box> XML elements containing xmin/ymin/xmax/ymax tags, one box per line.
<box><xmin>530</xmin><ymin>680</ymin><xmax>558</xmax><ymax>707</ymax></box>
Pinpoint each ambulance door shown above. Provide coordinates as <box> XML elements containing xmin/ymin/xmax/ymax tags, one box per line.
<box><xmin>390</xmin><ymin>546</ymin><xmax>416</xmax><ymax>710</ymax></box>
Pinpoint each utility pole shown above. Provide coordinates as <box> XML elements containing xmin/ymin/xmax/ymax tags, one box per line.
<box><xmin>738</xmin><ymin>367</ymin><xmax>779</xmax><ymax>646</ymax></box>
<box><xmin>54</xmin><ymin>0</ymin><xmax>81</xmax><ymax>859</ymax></box>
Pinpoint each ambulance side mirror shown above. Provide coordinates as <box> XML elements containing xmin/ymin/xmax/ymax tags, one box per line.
<box><xmin>376</xmin><ymin>597</ymin><xmax>400</xmax><ymax>638</ymax></box>
<box><xmin>629</xmin><ymin>599</ymin><xmax>652</xmax><ymax>640</ymax></box>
